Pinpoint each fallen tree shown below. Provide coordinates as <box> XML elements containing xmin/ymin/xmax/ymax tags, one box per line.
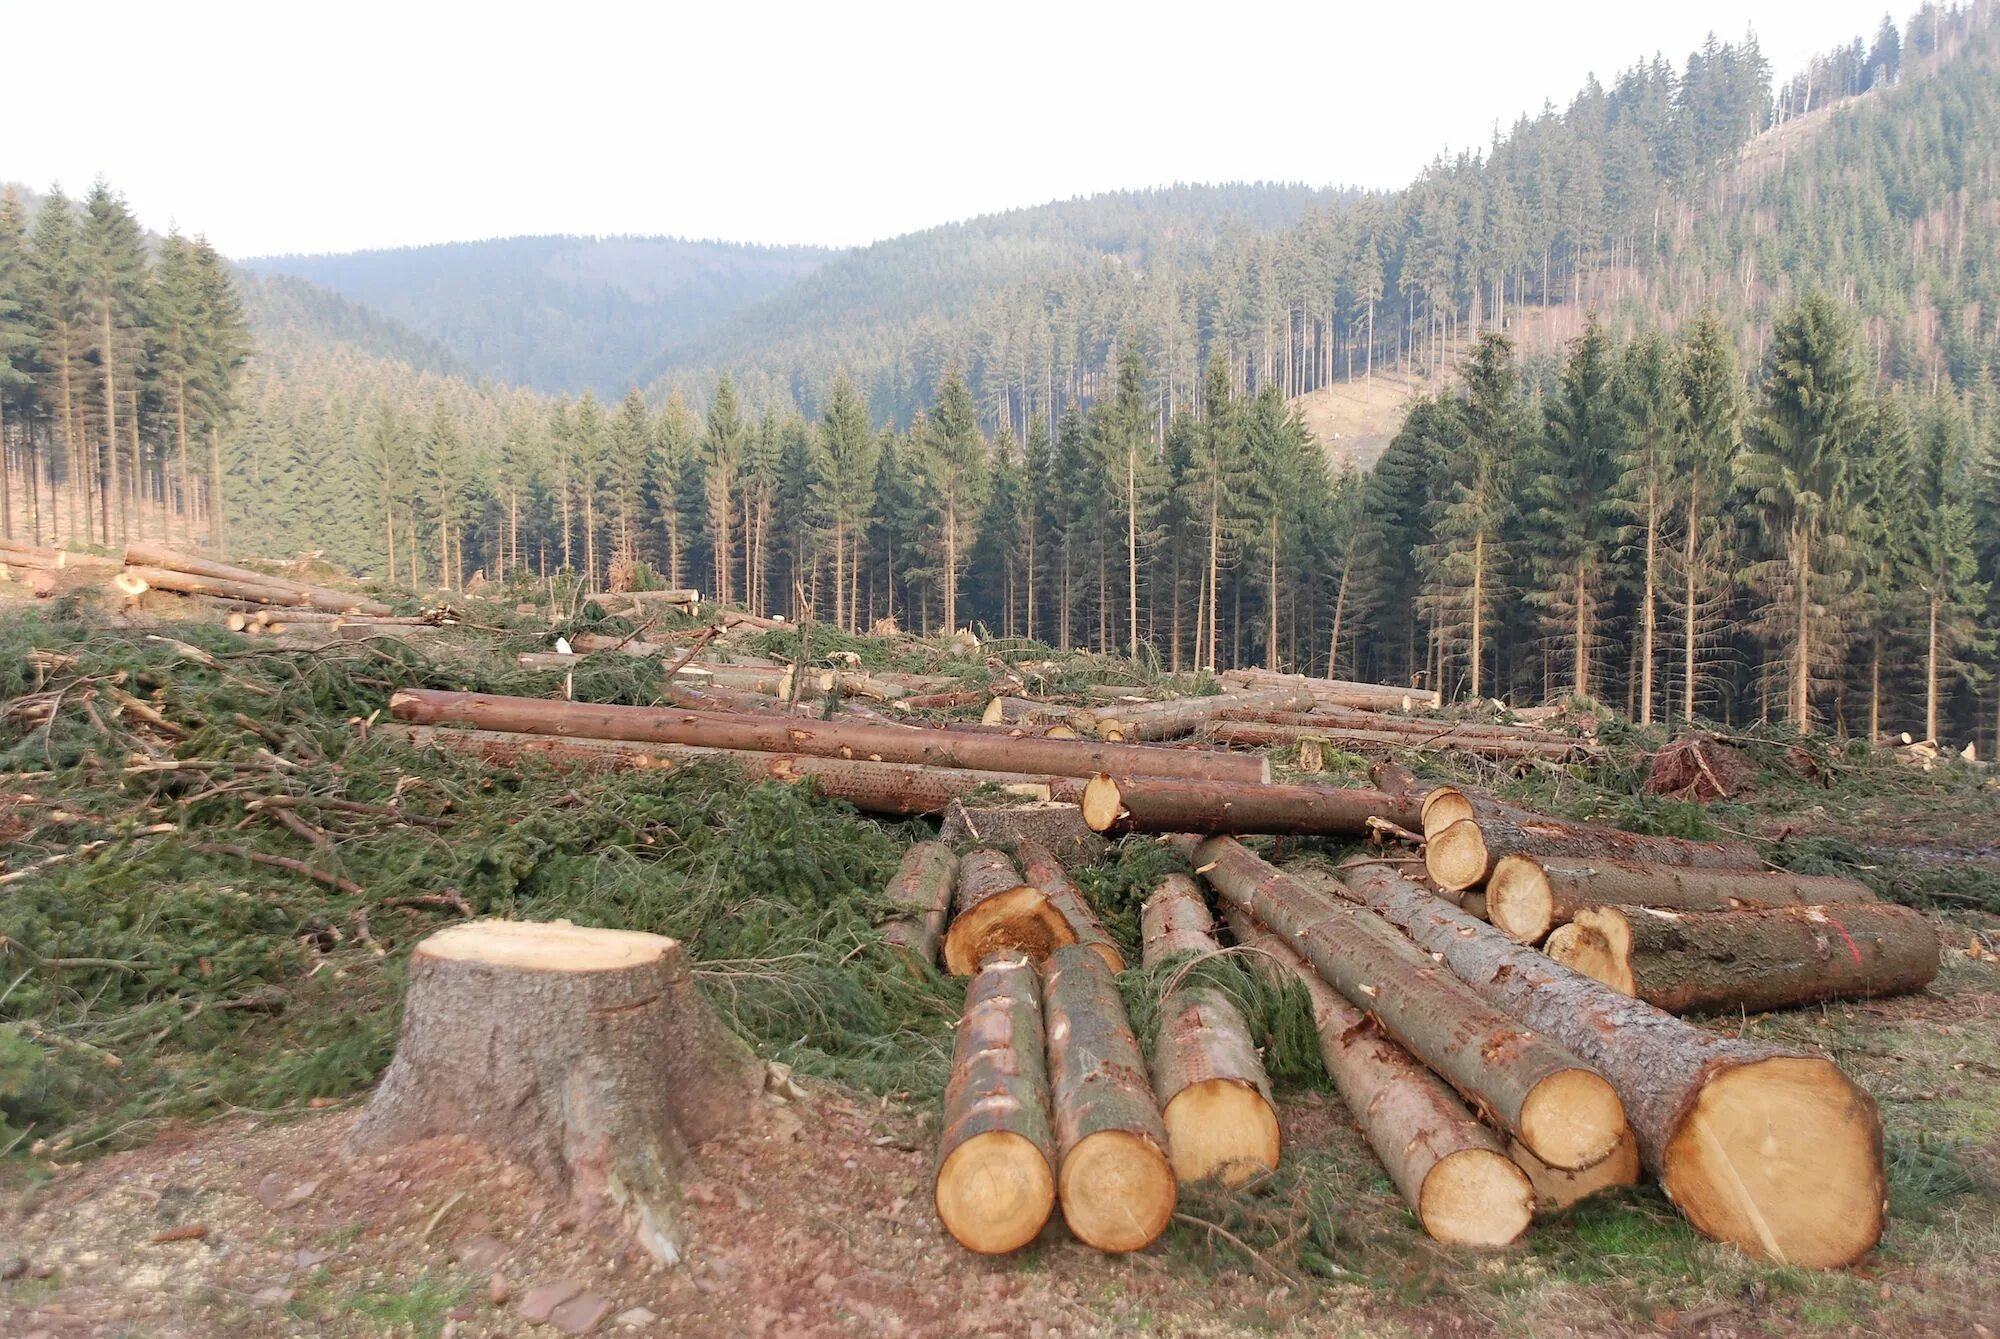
<box><xmin>1549</xmin><ymin>902</ymin><xmax>1941</xmax><ymax>1014</ymax></box>
<box><xmin>1225</xmin><ymin>907</ymin><xmax>1533</xmax><ymax>1245</ymax></box>
<box><xmin>1486</xmin><ymin>855</ymin><xmax>1877</xmax><ymax>945</ymax></box>
<box><xmin>1082</xmin><ymin>685</ymin><xmax>1316</xmax><ymax>742</ymax></box>
<box><xmin>881</xmin><ymin>841</ymin><xmax>960</xmax><ymax>967</ymax></box>
<box><xmin>116</xmin><ymin>564</ymin><xmax>309</xmax><ymax>608</ymax></box>
<box><xmin>380</xmin><ymin>724</ymin><xmax>1085</xmax><ymax>817</ymax></box>
<box><xmin>1422</xmin><ymin>792</ymin><xmax>1762</xmax><ymax>892</ymax></box>
<box><xmin>1333</xmin><ymin>858</ymin><xmax>1886</xmax><ymax>1268</ymax></box>
<box><xmin>1014</xmin><ymin>838</ymin><xmax>1124</xmax><ymax>971</ymax></box>
<box><xmin>1043</xmin><ymin>943</ymin><xmax>1177</xmax><ymax>1253</ymax></box>
<box><xmin>934</xmin><ymin>954</ymin><xmax>1058</xmax><ymax>1254</ymax></box>
<box><xmin>123</xmin><ymin>541</ymin><xmax>392</xmax><ymax>615</ymax></box>
<box><xmin>1180</xmin><ymin>838</ymin><xmax>1624</xmax><ymax>1171</ymax></box>
<box><xmin>346</xmin><ymin>919</ymin><xmax>760</xmax><ymax>1263</ymax></box>
<box><xmin>1081</xmin><ymin>773</ymin><xmax>1421</xmax><ymax>837</ymax></box>
<box><xmin>941</xmin><ymin>849</ymin><xmax>1078</xmax><ymax>975</ymax></box>
<box><xmin>389</xmin><ymin>689</ymin><xmax>1271</xmax><ymax>784</ymax></box>
<box><xmin>1219</xmin><ymin>667</ymin><xmax>1440</xmax><ymax>711</ymax></box>
<box><xmin>1205</xmin><ymin>719</ymin><xmax>1596</xmax><ymax>762</ymax></box>
<box><xmin>1139</xmin><ymin>875</ymin><xmax>1281</xmax><ymax>1187</ymax></box>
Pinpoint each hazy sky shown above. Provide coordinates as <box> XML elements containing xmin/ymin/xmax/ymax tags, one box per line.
<box><xmin>9</xmin><ymin>0</ymin><xmax>1902</xmax><ymax>258</ymax></box>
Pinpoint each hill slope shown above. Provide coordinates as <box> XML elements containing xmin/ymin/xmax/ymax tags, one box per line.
<box><xmin>243</xmin><ymin>234</ymin><xmax>838</xmax><ymax>394</ymax></box>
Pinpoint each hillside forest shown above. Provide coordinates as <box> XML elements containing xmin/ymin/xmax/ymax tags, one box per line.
<box><xmin>2</xmin><ymin>5</ymin><xmax>1999</xmax><ymax>749</ymax></box>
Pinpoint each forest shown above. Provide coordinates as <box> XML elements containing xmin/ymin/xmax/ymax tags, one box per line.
<box><xmin>2</xmin><ymin>4</ymin><xmax>1999</xmax><ymax>747</ymax></box>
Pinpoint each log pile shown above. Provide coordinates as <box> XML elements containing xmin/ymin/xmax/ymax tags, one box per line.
<box><xmin>111</xmin><ymin>542</ymin><xmax>392</xmax><ymax>617</ymax></box>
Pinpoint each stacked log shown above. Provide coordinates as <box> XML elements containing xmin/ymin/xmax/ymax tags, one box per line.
<box><xmin>941</xmin><ymin>849</ymin><xmax>1078</xmax><ymax>975</ymax></box>
<box><xmin>1548</xmin><ymin>902</ymin><xmax>1940</xmax><ymax>1014</ymax></box>
<box><xmin>1205</xmin><ymin>719</ymin><xmax>1596</xmax><ymax>762</ymax></box>
<box><xmin>0</xmin><ymin>539</ymin><xmax>65</xmax><ymax>570</ymax></box>
<box><xmin>1042</xmin><ymin>944</ymin><xmax>1177</xmax><ymax>1252</ymax></box>
<box><xmin>1080</xmin><ymin>685</ymin><xmax>1316</xmax><ymax>742</ymax></box>
<box><xmin>1485</xmin><ymin>855</ymin><xmax>1876</xmax><ymax>946</ymax></box>
<box><xmin>982</xmin><ymin>696</ymin><xmax>1073</xmax><ymax>727</ymax></box>
<box><xmin>1180</xmin><ymin>838</ymin><xmax>1626</xmax><ymax>1172</ymax></box>
<box><xmin>1081</xmin><ymin>774</ymin><xmax>1422</xmax><ymax>836</ymax></box>
<box><xmin>881</xmin><ymin>842</ymin><xmax>960</xmax><ymax>968</ymax></box>
<box><xmin>389</xmin><ymin>690</ymin><xmax>1272</xmax><ymax>785</ymax></box>
<box><xmin>380</xmin><ymin>724</ymin><xmax>1085</xmax><ymax>817</ymax></box>
<box><xmin>120</xmin><ymin>542</ymin><xmax>392</xmax><ymax>616</ymax></box>
<box><xmin>1138</xmin><ymin>875</ymin><xmax>1281</xmax><ymax>1187</ymax></box>
<box><xmin>934</xmin><ymin>954</ymin><xmax>1058</xmax><ymax>1254</ymax></box>
<box><xmin>1225</xmin><ymin>907</ymin><xmax>1534</xmax><ymax>1245</ymax></box>
<box><xmin>1014</xmin><ymin>839</ymin><xmax>1124</xmax><ymax>972</ymax></box>
<box><xmin>1219</xmin><ymin>667</ymin><xmax>1440</xmax><ymax>712</ymax></box>
<box><xmin>1332</xmin><ymin>859</ymin><xmax>1886</xmax><ymax>1267</ymax></box>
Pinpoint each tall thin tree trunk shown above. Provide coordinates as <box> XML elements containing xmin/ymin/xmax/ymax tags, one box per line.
<box><xmin>209</xmin><ymin>423</ymin><xmax>226</xmax><ymax>557</ymax></box>
<box><xmin>1126</xmin><ymin>444</ymin><xmax>1139</xmax><ymax>658</ymax></box>
<box><xmin>1639</xmin><ymin>481</ymin><xmax>1657</xmax><ymax>725</ymax></box>
<box><xmin>1470</xmin><ymin>528</ymin><xmax>1486</xmax><ymax>703</ymax></box>
<box><xmin>1792</xmin><ymin>527</ymin><xmax>1812</xmax><ymax>729</ymax></box>
<box><xmin>1683</xmin><ymin>472</ymin><xmax>1700</xmax><ymax>722</ymax></box>
<box><xmin>1926</xmin><ymin>591</ymin><xmax>1940</xmax><ymax>743</ymax></box>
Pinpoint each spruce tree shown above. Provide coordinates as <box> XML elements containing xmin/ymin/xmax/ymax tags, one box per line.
<box><xmin>1911</xmin><ymin>399</ymin><xmax>1980</xmax><ymax>741</ymax></box>
<box><xmin>0</xmin><ymin>190</ymin><xmax>34</xmax><ymax>540</ymax></box>
<box><xmin>78</xmin><ymin>179</ymin><xmax>148</xmax><ymax>541</ymax></box>
<box><xmin>28</xmin><ymin>188</ymin><xmax>88</xmax><ymax>545</ymax></box>
<box><xmin>605</xmin><ymin>389</ymin><xmax>651</xmax><ymax>569</ymax></box>
<box><xmin>922</xmin><ymin>370</ymin><xmax>987</xmax><ymax>634</ymax></box>
<box><xmin>1672</xmin><ymin>311</ymin><xmax>1743</xmax><ymax>722</ymax></box>
<box><xmin>1615</xmin><ymin>331</ymin><xmax>1677</xmax><ymax>723</ymax></box>
<box><xmin>188</xmin><ymin>237</ymin><xmax>249</xmax><ymax>555</ymax></box>
<box><xmin>702</xmin><ymin>375</ymin><xmax>744</xmax><ymax>605</ymax></box>
<box><xmin>1428</xmin><ymin>333</ymin><xmax>1527</xmax><ymax>701</ymax></box>
<box><xmin>813</xmin><ymin>373</ymin><xmax>877</xmax><ymax>630</ymax></box>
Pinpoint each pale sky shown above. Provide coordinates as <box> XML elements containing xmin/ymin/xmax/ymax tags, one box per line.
<box><xmin>7</xmin><ymin>0</ymin><xmax>1903</xmax><ymax>258</ymax></box>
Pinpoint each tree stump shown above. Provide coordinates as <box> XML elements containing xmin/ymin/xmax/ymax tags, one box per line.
<box><xmin>346</xmin><ymin>919</ymin><xmax>760</xmax><ymax>1263</ymax></box>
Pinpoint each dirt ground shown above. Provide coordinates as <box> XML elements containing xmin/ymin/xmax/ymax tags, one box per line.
<box><xmin>5</xmin><ymin>945</ymin><xmax>1998</xmax><ymax>1339</ymax></box>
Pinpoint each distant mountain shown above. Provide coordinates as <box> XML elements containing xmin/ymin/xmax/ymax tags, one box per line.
<box><xmin>236</xmin><ymin>269</ymin><xmax>471</xmax><ymax>381</ymax></box>
<box><xmin>241</xmin><ymin>235</ymin><xmax>839</xmax><ymax>394</ymax></box>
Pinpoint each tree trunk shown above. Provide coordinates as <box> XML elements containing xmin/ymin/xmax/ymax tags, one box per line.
<box><xmin>1082</xmin><ymin>774</ymin><xmax>1418</xmax><ymax>837</ymax></box>
<box><xmin>1683</xmin><ymin>471</ymin><xmax>1700</xmax><ymax>722</ymax></box>
<box><xmin>1333</xmin><ymin>859</ymin><xmax>1886</xmax><ymax>1268</ymax></box>
<box><xmin>1083</xmin><ymin>685</ymin><xmax>1316</xmax><ymax>741</ymax></box>
<box><xmin>116</xmin><ymin>564</ymin><xmax>310</xmax><ymax>607</ymax></box>
<box><xmin>1183</xmin><ymin>838</ymin><xmax>1623</xmax><ymax>1170</ymax></box>
<box><xmin>1015</xmin><ymin>839</ymin><xmax>1123</xmax><ymax>971</ymax></box>
<box><xmin>389</xmin><ymin>689</ymin><xmax>1270</xmax><ymax>785</ymax></box>
<box><xmin>1485</xmin><ymin>854</ymin><xmax>1876</xmax><ymax>945</ymax></box>
<box><xmin>1640</xmin><ymin>481</ymin><xmax>1658</xmax><ymax>725</ymax></box>
<box><xmin>1139</xmin><ymin>875</ymin><xmax>1281</xmax><ymax>1187</ymax></box>
<box><xmin>1218</xmin><ymin>666</ymin><xmax>1440</xmax><ymax>710</ymax></box>
<box><xmin>934</xmin><ymin>953</ymin><xmax>1058</xmax><ymax>1254</ymax></box>
<box><xmin>942</xmin><ymin>848</ymin><xmax>1078</xmax><ymax>976</ymax></box>
<box><xmin>1204</xmin><ymin>720</ymin><xmax>1595</xmax><ymax>763</ymax></box>
<box><xmin>1423</xmin><ymin>796</ymin><xmax>1761</xmax><ymax>893</ymax></box>
<box><xmin>1224</xmin><ymin>907</ymin><xmax>1531</xmax><ymax>1244</ymax></box>
<box><xmin>881</xmin><ymin>841</ymin><xmax>959</xmax><ymax>968</ymax></box>
<box><xmin>1927</xmin><ymin>590</ymin><xmax>1940</xmax><ymax>742</ymax></box>
<box><xmin>124</xmin><ymin>542</ymin><xmax>393</xmax><ymax>615</ymax></box>
<box><xmin>1551</xmin><ymin>902</ymin><xmax>1940</xmax><ymax>1014</ymax></box>
<box><xmin>1042</xmin><ymin>944</ymin><xmax>1176</xmax><ymax>1253</ymax></box>
<box><xmin>346</xmin><ymin>919</ymin><xmax>760</xmax><ymax>1263</ymax></box>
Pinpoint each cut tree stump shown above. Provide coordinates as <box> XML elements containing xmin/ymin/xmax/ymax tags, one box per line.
<box><xmin>1334</xmin><ymin>860</ymin><xmax>1886</xmax><ymax>1268</ymax></box>
<box><xmin>1042</xmin><ymin>944</ymin><xmax>1177</xmax><ymax>1252</ymax></box>
<box><xmin>1184</xmin><ymin>839</ymin><xmax>1625</xmax><ymax>1172</ymax></box>
<box><xmin>1139</xmin><ymin>875</ymin><xmax>1280</xmax><ymax>1187</ymax></box>
<box><xmin>346</xmin><ymin>920</ymin><xmax>760</xmax><ymax>1263</ymax></box>
<box><xmin>881</xmin><ymin>842</ymin><xmax>959</xmax><ymax>968</ymax></box>
<box><xmin>1486</xmin><ymin>854</ymin><xmax>1878</xmax><ymax>945</ymax></box>
<box><xmin>1226</xmin><ymin>907</ymin><xmax>1532</xmax><ymax>1246</ymax></box>
<box><xmin>1549</xmin><ymin>903</ymin><xmax>1941</xmax><ymax>1014</ymax></box>
<box><xmin>934</xmin><ymin>954</ymin><xmax>1058</xmax><ymax>1254</ymax></box>
<box><xmin>1015</xmin><ymin>838</ymin><xmax>1124</xmax><ymax>971</ymax></box>
<box><xmin>941</xmin><ymin>849</ymin><xmax>1077</xmax><ymax>976</ymax></box>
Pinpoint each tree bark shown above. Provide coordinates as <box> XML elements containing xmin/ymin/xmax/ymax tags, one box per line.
<box><xmin>1225</xmin><ymin>906</ymin><xmax>1532</xmax><ymax>1245</ymax></box>
<box><xmin>1082</xmin><ymin>685</ymin><xmax>1316</xmax><ymax>741</ymax></box>
<box><xmin>1205</xmin><ymin>720</ymin><xmax>1596</xmax><ymax>762</ymax></box>
<box><xmin>1219</xmin><ymin>667</ymin><xmax>1440</xmax><ymax>710</ymax></box>
<box><xmin>390</xmin><ymin>690</ymin><xmax>1269</xmax><ymax>786</ymax></box>
<box><xmin>934</xmin><ymin>953</ymin><xmax>1058</xmax><ymax>1254</ymax></box>
<box><xmin>1014</xmin><ymin>838</ymin><xmax>1123</xmax><ymax>971</ymax></box>
<box><xmin>1139</xmin><ymin>875</ymin><xmax>1281</xmax><ymax>1187</ymax></box>
<box><xmin>1042</xmin><ymin>944</ymin><xmax>1177</xmax><ymax>1253</ymax></box>
<box><xmin>116</xmin><ymin>564</ymin><xmax>310</xmax><ymax>607</ymax></box>
<box><xmin>346</xmin><ymin>919</ymin><xmax>760</xmax><ymax>1263</ymax></box>
<box><xmin>942</xmin><ymin>848</ymin><xmax>1078</xmax><ymax>976</ymax></box>
<box><xmin>1183</xmin><ymin>838</ymin><xmax>1623</xmax><ymax>1170</ymax></box>
<box><xmin>1333</xmin><ymin>859</ymin><xmax>1886</xmax><ymax>1268</ymax></box>
<box><xmin>881</xmin><ymin>841</ymin><xmax>959</xmax><ymax>968</ymax></box>
<box><xmin>1486</xmin><ymin>854</ymin><xmax>1876</xmax><ymax>946</ymax></box>
<box><xmin>124</xmin><ymin>542</ymin><xmax>392</xmax><ymax>615</ymax></box>
<box><xmin>1551</xmin><ymin>902</ymin><xmax>1940</xmax><ymax>1014</ymax></box>
<box><xmin>1082</xmin><ymin>774</ymin><xmax>1420</xmax><ymax>837</ymax></box>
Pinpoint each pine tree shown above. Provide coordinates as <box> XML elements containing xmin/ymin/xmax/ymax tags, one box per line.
<box><xmin>1739</xmin><ymin>293</ymin><xmax>1870</xmax><ymax>729</ymax></box>
<box><xmin>814</xmin><ymin>373</ymin><xmax>878</xmax><ymax>632</ymax></box>
<box><xmin>28</xmin><ymin>188</ymin><xmax>88</xmax><ymax>545</ymax></box>
<box><xmin>1191</xmin><ymin>354</ymin><xmax>1252</xmax><ymax>669</ymax></box>
<box><xmin>0</xmin><ymin>190</ymin><xmax>35</xmax><ymax>540</ymax></box>
<box><xmin>1911</xmin><ymin>398</ymin><xmax>1980</xmax><ymax>741</ymax></box>
<box><xmin>188</xmin><ymin>237</ymin><xmax>249</xmax><ymax>555</ymax></box>
<box><xmin>922</xmin><ymin>370</ymin><xmax>987</xmax><ymax>634</ymax></box>
<box><xmin>1671</xmin><ymin>311</ymin><xmax>1743</xmax><ymax>722</ymax></box>
<box><xmin>1019</xmin><ymin>411</ymin><xmax>1051</xmax><ymax>644</ymax></box>
<box><xmin>605</xmin><ymin>389</ymin><xmax>651</xmax><ymax>569</ymax></box>
<box><xmin>1428</xmin><ymin>333</ymin><xmax>1527</xmax><ymax>700</ymax></box>
<box><xmin>1615</xmin><ymin>331</ymin><xmax>1676</xmax><ymax>723</ymax></box>
<box><xmin>78</xmin><ymin>179</ymin><xmax>148</xmax><ymax>542</ymax></box>
<box><xmin>649</xmin><ymin>392</ymin><xmax>698</xmax><ymax>590</ymax></box>
<box><xmin>703</xmin><ymin>375</ymin><xmax>744</xmax><ymax>605</ymax></box>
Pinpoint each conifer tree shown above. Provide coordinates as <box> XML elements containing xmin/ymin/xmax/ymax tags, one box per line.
<box><xmin>78</xmin><ymin>179</ymin><xmax>147</xmax><ymax>540</ymax></box>
<box><xmin>606</xmin><ymin>389</ymin><xmax>651</xmax><ymax>569</ymax></box>
<box><xmin>1616</xmin><ymin>331</ymin><xmax>1677</xmax><ymax>722</ymax></box>
<box><xmin>0</xmin><ymin>190</ymin><xmax>34</xmax><ymax>540</ymax></box>
<box><xmin>1428</xmin><ymin>333</ymin><xmax>1527</xmax><ymax>700</ymax></box>
<box><xmin>1911</xmin><ymin>399</ymin><xmax>1980</xmax><ymax>741</ymax></box>
<box><xmin>650</xmin><ymin>392</ymin><xmax>698</xmax><ymax>590</ymax></box>
<box><xmin>1019</xmin><ymin>411</ymin><xmax>1051</xmax><ymax>643</ymax></box>
<box><xmin>814</xmin><ymin>373</ymin><xmax>877</xmax><ymax>630</ymax></box>
<box><xmin>28</xmin><ymin>188</ymin><xmax>88</xmax><ymax>545</ymax></box>
<box><xmin>703</xmin><ymin>375</ymin><xmax>744</xmax><ymax>605</ymax></box>
<box><xmin>1739</xmin><ymin>293</ymin><xmax>1870</xmax><ymax>729</ymax></box>
<box><xmin>189</xmin><ymin>237</ymin><xmax>249</xmax><ymax>555</ymax></box>
<box><xmin>1671</xmin><ymin>311</ymin><xmax>1743</xmax><ymax>722</ymax></box>
<box><xmin>922</xmin><ymin>370</ymin><xmax>987</xmax><ymax>634</ymax></box>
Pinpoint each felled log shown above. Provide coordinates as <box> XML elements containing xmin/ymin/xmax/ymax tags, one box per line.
<box><xmin>346</xmin><ymin>919</ymin><xmax>760</xmax><ymax>1262</ymax></box>
<box><xmin>938</xmin><ymin>803</ymin><xmax>1107</xmax><ymax>869</ymax></box>
<box><xmin>1139</xmin><ymin>876</ymin><xmax>1281</xmax><ymax>1187</ymax></box>
<box><xmin>123</xmin><ymin>542</ymin><xmax>391</xmax><ymax>615</ymax></box>
<box><xmin>0</xmin><ymin>539</ymin><xmax>64</xmax><ymax>570</ymax></box>
<box><xmin>1183</xmin><ymin>839</ymin><xmax>1624</xmax><ymax>1171</ymax></box>
<box><xmin>1508</xmin><ymin>1132</ymin><xmax>1642</xmax><ymax>1212</ymax></box>
<box><xmin>1548</xmin><ymin>903</ymin><xmax>1941</xmax><ymax>1015</ymax></box>
<box><xmin>1485</xmin><ymin>855</ymin><xmax>1877</xmax><ymax>946</ymax></box>
<box><xmin>1014</xmin><ymin>838</ymin><xmax>1124</xmax><ymax>971</ymax></box>
<box><xmin>588</xmin><ymin>588</ymin><xmax>699</xmax><ymax>607</ymax></box>
<box><xmin>380</xmin><ymin>724</ymin><xmax>1083</xmax><ymax>816</ymax></box>
<box><xmin>1422</xmin><ymin>792</ymin><xmax>1762</xmax><ymax>893</ymax></box>
<box><xmin>117</xmin><ymin>564</ymin><xmax>308</xmax><ymax>607</ymax></box>
<box><xmin>900</xmin><ymin>688</ymin><xmax>988</xmax><ymax>711</ymax></box>
<box><xmin>982</xmin><ymin>696</ymin><xmax>1072</xmax><ymax>727</ymax></box>
<box><xmin>941</xmin><ymin>849</ymin><xmax>1078</xmax><ymax>975</ymax></box>
<box><xmin>1084</xmin><ymin>685</ymin><xmax>1316</xmax><ymax>742</ymax></box>
<box><xmin>1042</xmin><ymin>944</ymin><xmax>1177</xmax><ymax>1252</ymax></box>
<box><xmin>1081</xmin><ymin>774</ymin><xmax>1420</xmax><ymax>837</ymax></box>
<box><xmin>1333</xmin><ymin>859</ymin><xmax>1886</xmax><ymax>1268</ymax></box>
<box><xmin>1220</xmin><ymin>667</ymin><xmax>1440</xmax><ymax>711</ymax></box>
<box><xmin>881</xmin><ymin>842</ymin><xmax>959</xmax><ymax>967</ymax></box>
<box><xmin>1206</xmin><ymin>720</ymin><xmax>1595</xmax><ymax>762</ymax></box>
<box><xmin>1225</xmin><ymin>907</ymin><xmax>1533</xmax><ymax>1245</ymax></box>
<box><xmin>516</xmin><ymin>652</ymin><xmax>582</xmax><ymax>670</ymax></box>
<box><xmin>934</xmin><ymin>954</ymin><xmax>1058</xmax><ymax>1254</ymax></box>
<box><xmin>389</xmin><ymin>689</ymin><xmax>1271</xmax><ymax>785</ymax></box>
